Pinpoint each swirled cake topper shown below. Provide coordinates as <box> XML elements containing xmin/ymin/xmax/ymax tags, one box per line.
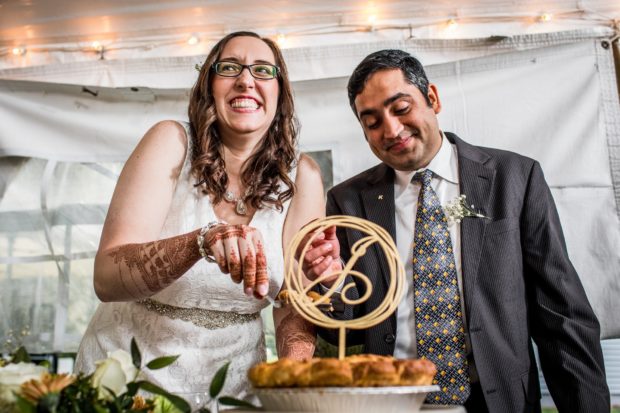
<box><xmin>284</xmin><ymin>215</ymin><xmax>406</xmax><ymax>360</ymax></box>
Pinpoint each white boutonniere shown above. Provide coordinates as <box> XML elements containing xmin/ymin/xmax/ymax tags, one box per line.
<box><xmin>443</xmin><ymin>194</ymin><xmax>490</xmax><ymax>223</ymax></box>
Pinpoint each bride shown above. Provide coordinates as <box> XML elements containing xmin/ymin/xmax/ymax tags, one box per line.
<box><xmin>75</xmin><ymin>31</ymin><xmax>321</xmax><ymax>404</ymax></box>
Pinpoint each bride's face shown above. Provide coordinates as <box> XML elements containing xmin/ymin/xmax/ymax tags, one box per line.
<box><xmin>211</xmin><ymin>36</ymin><xmax>280</xmax><ymax>145</ymax></box>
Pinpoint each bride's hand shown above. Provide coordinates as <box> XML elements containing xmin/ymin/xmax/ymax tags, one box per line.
<box><xmin>204</xmin><ymin>224</ymin><xmax>268</xmax><ymax>298</ymax></box>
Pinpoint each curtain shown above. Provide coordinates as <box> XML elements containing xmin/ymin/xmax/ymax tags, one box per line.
<box><xmin>1</xmin><ymin>30</ymin><xmax>619</xmax><ymax>356</ymax></box>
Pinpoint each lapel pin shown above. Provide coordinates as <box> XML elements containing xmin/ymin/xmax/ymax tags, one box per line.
<box><xmin>378</xmin><ymin>195</ymin><xmax>384</xmax><ymax>200</ymax></box>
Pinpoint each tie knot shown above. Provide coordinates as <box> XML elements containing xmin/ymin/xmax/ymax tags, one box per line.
<box><xmin>412</xmin><ymin>169</ymin><xmax>433</xmax><ymax>186</ymax></box>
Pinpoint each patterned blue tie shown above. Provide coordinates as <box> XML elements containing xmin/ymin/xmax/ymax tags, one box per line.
<box><xmin>412</xmin><ymin>169</ymin><xmax>470</xmax><ymax>404</ymax></box>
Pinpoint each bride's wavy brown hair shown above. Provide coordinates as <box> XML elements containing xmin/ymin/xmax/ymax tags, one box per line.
<box><xmin>188</xmin><ymin>31</ymin><xmax>298</xmax><ymax>211</ymax></box>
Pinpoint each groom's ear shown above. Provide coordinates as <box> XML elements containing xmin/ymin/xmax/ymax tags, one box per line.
<box><xmin>428</xmin><ymin>83</ymin><xmax>442</xmax><ymax>114</ymax></box>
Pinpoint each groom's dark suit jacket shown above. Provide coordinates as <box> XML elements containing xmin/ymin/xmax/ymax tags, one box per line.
<box><xmin>321</xmin><ymin>133</ymin><xmax>609</xmax><ymax>412</ymax></box>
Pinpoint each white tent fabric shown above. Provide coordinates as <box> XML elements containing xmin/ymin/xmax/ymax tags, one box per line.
<box><xmin>0</xmin><ymin>27</ymin><xmax>613</xmax><ymax>88</ymax></box>
<box><xmin>1</xmin><ymin>0</ymin><xmax>618</xmax><ymax>70</ymax></box>
<box><xmin>1</xmin><ymin>29</ymin><xmax>620</xmax><ymax>355</ymax></box>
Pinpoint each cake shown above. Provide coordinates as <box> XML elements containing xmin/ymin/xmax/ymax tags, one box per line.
<box><xmin>248</xmin><ymin>355</ymin><xmax>436</xmax><ymax>388</ymax></box>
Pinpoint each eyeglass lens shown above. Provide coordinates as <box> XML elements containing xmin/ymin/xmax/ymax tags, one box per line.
<box><xmin>214</xmin><ymin>62</ymin><xmax>277</xmax><ymax>79</ymax></box>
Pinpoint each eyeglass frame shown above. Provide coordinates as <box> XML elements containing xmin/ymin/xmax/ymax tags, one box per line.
<box><xmin>211</xmin><ymin>61</ymin><xmax>280</xmax><ymax>80</ymax></box>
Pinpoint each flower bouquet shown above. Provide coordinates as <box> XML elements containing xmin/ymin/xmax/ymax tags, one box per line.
<box><xmin>0</xmin><ymin>338</ymin><xmax>190</xmax><ymax>413</ymax></box>
<box><xmin>0</xmin><ymin>338</ymin><xmax>258</xmax><ymax>413</ymax></box>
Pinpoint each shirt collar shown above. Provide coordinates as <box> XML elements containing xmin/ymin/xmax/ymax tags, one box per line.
<box><xmin>394</xmin><ymin>131</ymin><xmax>459</xmax><ymax>190</ymax></box>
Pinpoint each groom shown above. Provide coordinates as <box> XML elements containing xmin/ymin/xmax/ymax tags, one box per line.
<box><xmin>302</xmin><ymin>50</ymin><xmax>609</xmax><ymax>412</ymax></box>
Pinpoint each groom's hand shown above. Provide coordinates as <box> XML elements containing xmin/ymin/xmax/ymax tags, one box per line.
<box><xmin>297</xmin><ymin>225</ymin><xmax>341</xmax><ymax>287</ymax></box>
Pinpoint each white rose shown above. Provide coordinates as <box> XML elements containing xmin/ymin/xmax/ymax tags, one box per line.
<box><xmin>91</xmin><ymin>358</ymin><xmax>126</xmax><ymax>399</ymax></box>
<box><xmin>0</xmin><ymin>362</ymin><xmax>47</xmax><ymax>402</ymax></box>
<box><xmin>106</xmin><ymin>350</ymin><xmax>138</xmax><ymax>382</ymax></box>
<box><xmin>91</xmin><ymin>350</ymin><xmax>138</xmax><ymax>399</ymax></box>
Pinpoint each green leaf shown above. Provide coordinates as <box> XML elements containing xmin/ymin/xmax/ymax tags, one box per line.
<box><xmin>15</xmin><ymin>394</ymin><xmax>36</xmax><ymax>413</ymax></box>
<box><xmin>218</xmin><ymin>396</ymin><xmax>259</xmax><ymax>409</ymax></box>
<box><xmin>209</xmin><ymin>362</ymin><xmax>230</xmax><ymax>398</ymax></box>
<box><xmin>146</xmin><ymin>355</ymin><xmax>180</xmax><ymax>370</ymax></box>
<box><xmin>130</xmin><ymin>337</ymin><xmax>142</xmax><ymax>369</ymax></box>
<box><xmin>10</xmin><ymin>346</ymin><xmax>31</xmax><ymax>363</ymax></box>
<box><xmin>135</xmin><ymin>380</ymin><xmax>166</xmax><ymax>395</ymax></box>
<box><xmin>136</xmin><ymin>381</ymin><xmax>191</xmax><ymax>413</ymax></box>
<box><xmin>120</xmin><ymin>394</ymin><xmax>134</xmax><ymax>409</ymax></box>
<box><xmin>126</xmin><ymin>382</ymin><xmax>139</xmax><ymax>396</ymax></box>
<box><xmin>152</xmin><ymin>396</ymin><xmax>174</xmax><ymax>413</ymax></box>
<box><xmin>152</xmin><ymin>395</ymin><xmax>186</xmax><ymax>413</ymax></box>
<box><xmin>38</xmin><ymin>392</ymin><xmax>61</xmax><ymax>413</ymax></box>
<box><xmin>94</xmin><ymin>405</ymin><xmax>109</xmax><ymax>413</ymax></box>
<box><xmin>108</xmin><ymin>400</ymin><xmax>120</xmax><ymax>413</ymax></box>
<box><xmin>157</xmin><ymin>394</ymin><xmax>191</xmax><ymax>413</ymax></box>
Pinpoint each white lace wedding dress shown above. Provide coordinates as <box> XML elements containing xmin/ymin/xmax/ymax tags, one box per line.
<box><xmin>75</xmin><ymin>121</ymin><xmax>294</xmax><ymax>409</ymax></box>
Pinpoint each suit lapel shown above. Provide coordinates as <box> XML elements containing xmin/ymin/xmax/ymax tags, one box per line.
<box><xmin>447</xmin><ymin>133</ymin><xmax>495</xmax><ymax>321</ymax></box>
<box><xmin>361</xmin><ymin>164</ymin><xmax>396</xmax><ymax>287</ymax></box>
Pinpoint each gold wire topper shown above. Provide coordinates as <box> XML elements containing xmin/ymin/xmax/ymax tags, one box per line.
<box><xmin>284</xmin><ymin>215</ymin><xmax>405</xmax><ymax>360</ymax></box>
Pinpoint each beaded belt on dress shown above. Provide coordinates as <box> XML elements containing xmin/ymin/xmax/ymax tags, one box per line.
<box><xmin>137</xmin><ymin>298</ymin><xmax>260</xmax><ymax>330</ymax></box>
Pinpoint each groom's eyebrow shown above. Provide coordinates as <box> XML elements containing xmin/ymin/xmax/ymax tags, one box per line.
<box><xmin>358</xmin><ymin>92</ymin><xmax>410</xmax><ymax>118</ymax></box>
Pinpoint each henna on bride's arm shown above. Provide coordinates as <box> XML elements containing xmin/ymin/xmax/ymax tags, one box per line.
<box><xmin>276</xmin><ymin>310</ymin><xmax>316</xmax><ymax>360</ymax></box>
<box><xmin>204</xmin><ymin>225</ymin><xmax>252</xmax><ymax>245</ymax></box>
<box><xmin>204</xmin><ymin>225</ymin><xmax>251</xmax><ymax>281</ymax></box>
<box><xmin>228</xmin><ymin>249</ymin><xmax>242</xmax><ymax>283</ymax></box>
<box><xmin>255</xmin><ymin>241</ymin><xmax>268</xmax><ymax>286</ymax></box>
<box><xmin>108</xmin><ymin>230</ymin><xmax>202</xmax><ymax>298</ymax></box>
<box><xmin>243</xmin><ymin>249</ymin><xmax>256</xmax><ymax>287</ymax></box>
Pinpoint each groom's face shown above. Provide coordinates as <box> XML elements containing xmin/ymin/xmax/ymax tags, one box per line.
<box><xmin>354</xmin><ymin>69</ymin><xmax>442</xmax><ymax>172</ymax></box>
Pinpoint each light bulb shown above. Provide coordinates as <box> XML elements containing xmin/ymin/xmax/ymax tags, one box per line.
<box><xmin>187</xmin><ymin>34</ymin><xmax>199</xmax><ymax>45</ymax></box>
<box><xmin>539</xmin><ymin>13</ymin><xmax>553</xmax><ymax>22</ymax></box>
<box><xmin>12</xmin><ymin>46</ymin><xmax>26</xmax><ymax>56</ymax></box>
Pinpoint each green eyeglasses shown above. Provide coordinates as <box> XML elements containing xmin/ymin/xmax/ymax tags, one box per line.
<box><xmin>212</xmin><ymin>61</ymin><xmax>279</xmax><ymax>80</ymax></box>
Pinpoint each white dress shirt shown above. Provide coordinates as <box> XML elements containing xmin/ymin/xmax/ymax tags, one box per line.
<box><xmin>392</xmin><ymin>133</ymin><xmax>468</xmax><ymax>359</ymax></box>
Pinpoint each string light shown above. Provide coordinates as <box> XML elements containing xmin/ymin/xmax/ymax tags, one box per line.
<box><xmin>187</xmin><ymin>34</ymin><xmax>200</xmax><ymax>45</ymax></box>
<box><xmin>11</xmin><ymin>47</ymin><xmax>26</xmax><ymax>56</ymax></box>
<box><xmin>1</xmin><ymin>8</ymin><xmax>616</xmax><ymax>64</ymax></box>
<box><xmin>91</xmin><ymin>41</ymin><xmax>103</xmax><ymax>51</ymax></box>
<box><xmin>276</xmin><ymin>33</ymin><xmax>287</xmax><ymax>48</ymax></box>
<box><xmin>365</xmin><ymin>0</ymin><xmax>378</xmax><ymax>29</ymax></box>
<box><xmin>539</xmin><ymin>13</ymin><xmax>553</xmax><ymax>22</ymax></box>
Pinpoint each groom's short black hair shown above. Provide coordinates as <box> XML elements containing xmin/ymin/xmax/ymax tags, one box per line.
<box><xmin>347</xmin><ymin>49</ymin><xmax>431</xmax><ymax>116</ymax></box>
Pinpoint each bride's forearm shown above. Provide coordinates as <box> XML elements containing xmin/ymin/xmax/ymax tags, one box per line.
<box><xmin>94</xmin><ymin>229</ymin><xmax>202</xmax><ymax>302</ymax></box>
<box><xmin>275</xmin><ymin>307</ymin><xmax>316</xmax><ymax>360</ymax></box>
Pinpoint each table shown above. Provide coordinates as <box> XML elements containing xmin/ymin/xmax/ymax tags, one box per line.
<box><xmin>227</xmin><ymin>405</ymin><xmax>466</xmax><ymax>413</ymax></box>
